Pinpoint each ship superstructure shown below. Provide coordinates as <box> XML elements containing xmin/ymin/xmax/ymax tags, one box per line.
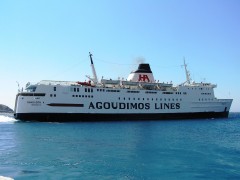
<box><xmin>14</xmin><ymin>53</ymin><xmax>233</xmax><ymax>121</ymax></box>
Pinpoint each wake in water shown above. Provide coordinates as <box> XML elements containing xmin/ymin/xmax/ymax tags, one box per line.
<box><xmin>0</xmin><ymin>176</ymin><xmax>14</xmax><ymax>180</ymax></box>
<box><xmin>0</xmin><ymin>113</ymin><xmax>17</xmax><ymax>123</ymax></box>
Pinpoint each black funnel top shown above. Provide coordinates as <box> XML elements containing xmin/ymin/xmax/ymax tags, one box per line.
<box><xmin>134</xmin><ymin>64</ymin><xmax>152</xmax><ymax>73</ymax></box>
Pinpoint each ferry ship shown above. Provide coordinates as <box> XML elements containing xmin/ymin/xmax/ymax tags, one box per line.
<box><xmin>14</xmin><ymin>53</ymin><xmax>233</xmax><ymax>121</ymax></box>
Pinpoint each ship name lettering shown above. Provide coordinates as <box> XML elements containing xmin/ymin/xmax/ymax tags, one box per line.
<box><xmin>89</xmin><ymin>102</ymin><xmax>150</xmax><ymax>110</ymax></box>
<box><xmin>27</xmin><ymin>101</ymin><xmax>41</xmax><ymax>104</ymax></box>
<box><xmin>155</xmin><ymin>103</ymin><xmax>180</xmax><ymax>110</ymax></box>
<box><xmin>27</xmin><ymin>101</ymin><xmax>41</xmax><ymax>106</ymax></box>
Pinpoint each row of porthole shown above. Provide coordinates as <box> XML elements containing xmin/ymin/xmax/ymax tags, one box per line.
<box><xmin>201</xmin><ymin>93</ymin><xmax>211</xmax><ymax>95</ymax></box>
<box><xmin>199</xmin><ymin>98</ymin><xmax>214</xmax><ymax>101</ymax></box>
<box><xmin>118</xmin><ymin>97</ymin><xmax>182</xmax><ymax>101</ymax></box>
<box><xmin>188</xmin><ymin>87</ymin><xmax>211</xmax><ymax>90</ymax></box>
<box><xmin>72</xmin><ymin>95</ymin><xmax>93</xmax><ymax>98</ymax></box>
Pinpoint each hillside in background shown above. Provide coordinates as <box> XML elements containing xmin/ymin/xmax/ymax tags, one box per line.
<box><xmin>0</xmin><ymin>104</ymin><xmax>14</xmax><ymax>113</ymax></box>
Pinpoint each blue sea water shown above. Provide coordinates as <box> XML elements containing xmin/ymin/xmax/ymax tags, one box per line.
<box><xmin>1</xmin><ymin>113</ymin><xmax>240</xmax><ymax>179</ymax></box>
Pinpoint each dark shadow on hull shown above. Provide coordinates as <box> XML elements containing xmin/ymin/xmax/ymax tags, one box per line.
<box><xmin>14</xmin><ymin>111</ymin><xmax>229</xmax><ymax>122</ymax></box>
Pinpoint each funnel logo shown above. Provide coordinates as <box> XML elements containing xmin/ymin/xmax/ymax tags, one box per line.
<box><xmin>138</xmin><ymin>74</ymin><xmax>150</xmax><ymax>82</ymax></box>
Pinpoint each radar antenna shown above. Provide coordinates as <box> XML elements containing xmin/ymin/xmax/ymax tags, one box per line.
<box><xmin>89</xmin><ymin>52</ymin><xmax>98</xmax><ymax>85</ymax></box>
<box><xmin>16</xmin><ymin>81</ymin><xmax>20</xmax><ymax>92</ymax></box>
<box><xmin>183</xmin><ymin>58</ymin><xmax>191</xmax><ymax>84</ymax></box>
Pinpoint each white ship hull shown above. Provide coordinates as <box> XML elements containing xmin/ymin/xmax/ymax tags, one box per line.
<box><xmin>14</xmin><ymin>84</ymin><xmax>232</xmax><ymax>122</ymax></box>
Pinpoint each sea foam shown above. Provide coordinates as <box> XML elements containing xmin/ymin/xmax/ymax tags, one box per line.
<box><xmin>0</xmin><ymin>176</ymin><xmax>14</xmax><ymax>180</ymax></box>
<box><xmin>0</xmin><ymin>114</ymin><xmax>17</xmax><ymax>123</ymax></box>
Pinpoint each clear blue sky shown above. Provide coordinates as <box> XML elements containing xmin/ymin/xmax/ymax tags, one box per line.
<box><xmin>0</xmin><ymin>0</ymin><xmax>239</xmax><ymax>111</ymax></box>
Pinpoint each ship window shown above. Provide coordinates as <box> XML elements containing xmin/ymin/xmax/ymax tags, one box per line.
<box><xmin>163</xmin><ymin>92</ymin><xmax>173</xmax><ymax>94</ymax></box>
<box><xmin>76</xmin><ymin>95</ymin><xmax>78</xmax><ymax>97</ymax></box>
<box><xmin>138</xmin><ymin>98</ymin><xmax>140</xmax><ymax>100</ymax></box>
<box><xmin>118</xmin><ymin>97</ymin><xmax>120</xmax><ymax>100</ymax></box>
<box><xmin>143</xmin><ymin>98</ymin><xmax>145</xmax><ymax>100</ymax></box>
<box><xmin>129</xmin><ymin>98</ymin><xmax>130</xmax><ymax>100</ymax></box>
<box><xmin>85</xmin><ymin>88</ymin><xmax>87</xmax><ymax>92</ymax></box>
<box><xmin>91</xmin><ymin>89</ymin><xmax>93</xmax><ymax>92</ymax></box>
<box><xmin>54</xmin><ymin>94</ymin><xmax>56</xmax><ymax>97</ymax></box>
<box><xmin>50</xmin><ymin>94</ymin><xmax>52</xmax><ymax>97</ymax></box>
<box><xmin>26</xmin><ymin>85</ymin><xmax>37</xmax><ymax>92</ymax></box>
<box><xmin>91</xmin><ymin>95</ymin><xmax>93</xmax><ymax>98</ymax></box>
<box><xmin>54</xmin><ymin>87</ymin><xmax>56</xmax><ymax>91</ymax></box>
<box><xmin>77</xmin><ymin>88</ymin><xmax>79</xmax><ymax>92</ymax></box>
<box><xmin>72</xmin><ymin>95</ymin><xmax>75</xmax><ymax>97</ymax></box>
<box><xmin>21</xmin><ymin>93</ymin><xmax>46</xmax><ymax>96</ymax></box>
<box><xmin>146</xmin><ymin>91</ymin><xmax>157</xmax><ymax>94</ymax></box>
<box><xmin>180</xmin><ymin>98</ymin><xmax>182</xmax><ymax>101</ymax></box>
<box><xmin>106</xmin><ymin>89</ymin><xmax>119</xmax><ymax>92</ymax></box>
<box><xmin>127</xmin><ymin>90</ymin><xmax>139</xmax><ymax>93</ymax></box>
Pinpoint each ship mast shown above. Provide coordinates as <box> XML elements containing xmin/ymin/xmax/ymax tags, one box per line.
<box><xmin>183</xmin><ymin>58</ymin><xmax>191</xmax><ymax>84</ymax></box>
<box><xmin>89</xmin><ymin>52</ymin><xmax>98</xmax><ymax>85</ymax></box>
